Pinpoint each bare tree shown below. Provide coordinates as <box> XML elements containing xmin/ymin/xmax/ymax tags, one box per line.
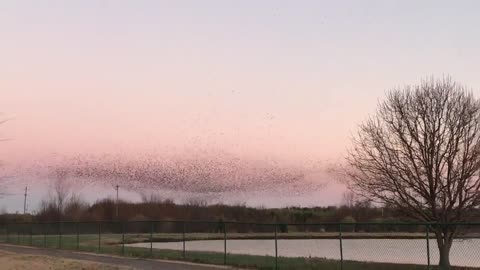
<box><xmin>0</xmin><ymin>118</ymin><xmax>12</xmax><ymax>197</ymax></box>
<box><xmin>51</xmin><ymin>168</ymin><xmax>72</xmax><ymax>217</ymax></box>
<box><xmin>341</xmin><ymin>190</ymin><xmax>356</xmax><ymax>208</ymax></box>
<box><xmin>347</xmin><ymin>78</ymin><xmax>480</xmax><ymax>269</ymax></box>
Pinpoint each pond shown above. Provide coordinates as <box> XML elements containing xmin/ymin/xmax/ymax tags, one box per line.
<box><xmin>126</xmin><ymin>238</ymin><xmax>480</xmax><ymax>267</ymax></box>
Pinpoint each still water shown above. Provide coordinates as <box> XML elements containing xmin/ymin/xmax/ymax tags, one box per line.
<box><xmin>127</xmin><ymin>239</ymin><xmax>480</xmax><ymax>267</ymax></box>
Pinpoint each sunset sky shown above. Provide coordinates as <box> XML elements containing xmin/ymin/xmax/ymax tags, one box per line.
<box><xmin>2</xmin><ymin>1</ymin><xmax>480</xmax><ymax>212</ymax></box>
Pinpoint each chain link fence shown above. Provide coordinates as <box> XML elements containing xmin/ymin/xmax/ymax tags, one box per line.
<box><xmin>1</xmin><ymin>221</ymin><xmax>480</xmax><ymax>269</ymax></box>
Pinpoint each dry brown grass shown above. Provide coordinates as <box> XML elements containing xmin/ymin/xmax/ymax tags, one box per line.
<box><xmin>0</xmin><ymin>250</ymin><xmax>134</xmax><ymax>270</ymax></box>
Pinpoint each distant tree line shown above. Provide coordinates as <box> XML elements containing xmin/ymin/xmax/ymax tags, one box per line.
<box><xmin>3</xmin><ymin>194</ymin><xmax>480</xmax><ymax>232</ymax></box>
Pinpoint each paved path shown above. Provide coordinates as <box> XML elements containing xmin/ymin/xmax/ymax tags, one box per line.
<box><xmin>0</xmin><ymin>244</ymin><xmax>232</xmax><ymax>270</ymax></box>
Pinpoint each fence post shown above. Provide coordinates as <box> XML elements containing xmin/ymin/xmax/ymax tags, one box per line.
<box><xmin>122</xmin><ymin>222</ymin><xmax>125</xmax><ymax>256</ymax></box>
<box><xmin>76</xmin><ymin>222</ymin><xmax>79</xmax><ymax>250</ymax></box>
<box><xmin>6</xmin><ymin>223</ymin><xmax>8</xmax><ymax>243</ymax></box>
<box><xmin>43</xmin><ymin>224</ymin><xmax>47</xmax><ymax>248</ymax></box>
<box><xmin>58</xmin><ymin>222</ymin><xmax>62</xmax><ymax>249</ymax></box>
<box><xmin>426</xmin><ymin>224</ymin><xmax>431</xmax><ymax>269</ymax></box>
<box><xmin>29</xmin><ymin>223</ymin><xmax>33</xmax><ymax>246</ymax></box>
<box><xmin>339</xmin><ymin>223</ymin><xmax>343</xmax><ymax>270</ymax></box>
<box><xmin>150</xmin><ymin>221</ymin><xmax>154</xmax><ymax>256</ymax></box>
<box><xmin>98</xmin><ymin>222</ymin><xmax>102</xmax><ymax>253</ymax></box>
<box><xmin>223</xmin><ymin>222</ymin><xmax>227</xmax><ymax>265</ymax></box>
<box><xmin>182</xmin><ymin>222</ymin><xmax>186</xmax><ymax>259</ymax></box>
<box><xmin>274</xmin><ymin>223</ymin><xmax>278</xmax><ymax>270</ymax></box>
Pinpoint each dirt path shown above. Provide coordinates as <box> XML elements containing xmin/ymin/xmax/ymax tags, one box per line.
<box><xmin>0</xmin><ymin>244</ymin><xmax>232</xmax><ymax>270</ymax></box>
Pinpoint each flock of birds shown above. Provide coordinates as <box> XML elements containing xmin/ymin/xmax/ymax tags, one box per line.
<box><xmin>28</xmin><ymin>150</ymin><xmax>327</xmax><ymax>199</ymax></box>
<box><xmin>0</xmin><ymin>146</ymin><xmax>334</xmax><ymax>207</ymax></box>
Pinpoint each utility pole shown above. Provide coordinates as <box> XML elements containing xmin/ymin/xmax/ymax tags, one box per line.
<box><xmin>115</xmin><ymin>185</ymin><xmax>119</xmax><ymax>219</ymax></box>
<box><xmin>23</xmin><ymin>186</ymin><xmax>27</xmax><ymax>214</ymax></box>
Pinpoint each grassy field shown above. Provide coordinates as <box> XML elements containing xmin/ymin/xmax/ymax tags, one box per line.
<box><xmin>2</xmin><ymin>230</ymin><xmax>479</xmax><ymax>244</ymax></box>
<box><xmin>2</xmin><ymin>233</ymin><xmax>479</xmax><ymax>270</ymax></box>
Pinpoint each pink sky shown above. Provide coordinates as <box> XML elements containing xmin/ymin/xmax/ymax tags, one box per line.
<box><xmin>2</xmin><ymin>1</ymin><xmax>480</xmax><ymax>211</ymax></box>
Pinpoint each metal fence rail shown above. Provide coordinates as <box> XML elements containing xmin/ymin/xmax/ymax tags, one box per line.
<box><xmin>1</xmin><ymin>220</ymin><xmax>480</xmax><ymax>269</ymax></box>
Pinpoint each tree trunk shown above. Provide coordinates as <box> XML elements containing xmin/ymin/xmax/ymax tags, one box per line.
<box><xmin>438</xmin><ymin>243</ymin><xmax>451</xmax><ymax>270</ymax></box>
<box><xmin>436</xmin><ymin>232</ymin><xmax>453</xmax><ymax>270</ymax></box>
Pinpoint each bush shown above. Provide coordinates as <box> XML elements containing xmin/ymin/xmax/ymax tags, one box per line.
<box><xmin>341</xmin><ymin>216</ymin><xmax>356</xmax><ymax>232</ymax></box>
